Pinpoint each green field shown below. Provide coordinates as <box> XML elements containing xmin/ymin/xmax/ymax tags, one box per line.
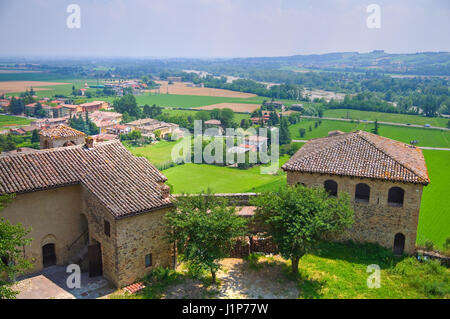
<box><xmin>324</xmin><ymin>109</ymin><xmax>449</xmax><ymax>128</ymax></box>
<box><xmin>160</xmin><ymin>108</ymin><xmax>250</xmax><ymax>124</ymax></box>
<box><xmin>0</xmin><ymin>115</ymin><xmax>32</xmax><ymax>130</ymax></box>
<box><xmin>417</xmin><ymin>150</ymin><xmax>450</xmax><ymax>249</ymax></box>
<box><xmin>127</xmin><ymin>141</ymin><xmax>178</xmax><ymax>167</ymax></box>
<box><xmin>290</xmin><ymin>119</ymin><xmax>450</xmax><ymax>148</ymax></box>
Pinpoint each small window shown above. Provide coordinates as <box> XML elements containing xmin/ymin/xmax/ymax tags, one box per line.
<box><xmin>355</xmin><ymin>183</ymin><xmax>370</xmax><ymax>203</ymax></box>
<box><xmin>296</xmin><ymin>182</ymin><xmax>306</xmax><ymax>187</ymax></box>
<box><xmin>388</xmin><ymin>187</ymin><xmax>404</xmax><ymax>207</ymax></box>
<box><xmin>104</xmin><ymin>220</ymin><xmax>110</xmax><ymax>237</ymax></box>
<box><xmin>324</xmin><ymin>180</ymin><xmax>338</xmax><ymax>196</ymax></box>
<box><xmin>145</xmin><ymin>254</ymin><xmax>152</xmax><ymax>268</ymax></box>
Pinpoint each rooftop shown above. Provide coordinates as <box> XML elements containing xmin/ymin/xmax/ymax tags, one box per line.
<box><xmin>0</xmin><ymin>140</ymin><xmax>171</xmax><ymax>218</ymax></box>
<box><xmin>39</xmin><ymin>125</ymin><xmax>86</xmax><ymax>139</ymax></box>
<box><xmin>282</xmin><ymin>130</ymin><xmax>429</xmax><ymax>185</ymax></box>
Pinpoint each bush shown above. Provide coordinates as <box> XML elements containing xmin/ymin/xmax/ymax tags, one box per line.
<box><xmin>424</xmin><ymin>240</ymin><xmax>435</xmax><ymax>251</ymax></box>
<box><xmin>245</xmin><ymin>252</ymin><xmax>264</xmax><ymax>270</ymax></box>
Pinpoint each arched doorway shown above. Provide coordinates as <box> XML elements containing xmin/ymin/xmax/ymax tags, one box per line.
<box><xmin>42</xmin><ymin>243</ymin><xmax>56</xmax><ymax>267</ymax></box>
<box><xmin>393</xmin><ymin>233</ymin><xmax>405</xmax><ymax>255</ymax></box>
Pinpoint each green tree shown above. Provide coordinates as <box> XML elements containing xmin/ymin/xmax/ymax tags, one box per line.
<box><xmin>31</xmin><ymin>129</ymin><xmax>39</xmax><ymax>144</ymax></box>
<box><xmin>113</xmin><ymin>94</ymin><xmax>141</xmax><ymax>118</ymax></box>
<box><xmin>165</xmin><ymin>192</ymin><xmax>247</xmax><ymax>284</ymax></box>
<box><xmin>4</xmin><ymin>135</ymin><xmax>16</xmax><ymax>152</ymax></box>
<box><xmin>372</xmin><ymin>119</ymin><xmax>379</xmax><ymax>135</ymax></box>
<box><xmin>279</xmin><ymin>118</ymin><xmax>291</xmax><ymax>145</ymax></box>
<box><xmin>251</xmin><ymin>186</ymin><xmax>354</xmax><ymax>275</ymax></box>
<box><xmin>0</xmin><ymin>194</ymin><xmax>32</xmax><ymax>299</ymax></box>
<box><xmin>298</xmin><ymin>128</ymin><xmax>306</xmax><ymax>138</ymax></box>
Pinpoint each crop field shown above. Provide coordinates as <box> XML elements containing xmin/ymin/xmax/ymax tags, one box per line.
<box><xmin>148</xmin><ymin>81</ymin><xmax>257</xmax><ymax>98</ymax></box>
<box><xmin>0</xmin><ymin>81</ymin><xmax>71</xmax><ymax>95</ymax></box>
<box><xmin>417</xmin><ymin>150</ymin><xmax>450</xmax><ymax>249</ymax></box>
<box><xmin>0</xmin><ymin>114</ymin><xmax>32</xmax><ymax>130</ymax></box>
<box><xmin>324</xmin><ymin>109</ymin><xmax>449</xmax><ymax>128</ymax></box>
<box><xmin>290</xmin><ymin>119</ymin><xmax>450</xmax><ymax>148</ymax></box>
<box><xmin>160</xmin><ymin>108</ymin><xmax>250</xmax><ymax>124</ymax></box>
<box><xmin>194</xmin><ymin>102</ymin><xmax>260</xmax><ymax>113</ymax></box>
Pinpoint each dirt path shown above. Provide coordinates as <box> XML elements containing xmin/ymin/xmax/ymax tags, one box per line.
<box><xmin>163</xmin><ymin>258</ymin><xmax>299</xmax><ymax>299</ymax></box>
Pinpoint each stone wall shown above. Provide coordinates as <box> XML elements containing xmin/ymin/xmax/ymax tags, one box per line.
<box><xmin>1</xmin><ymin>185</ymin><xmax>86</xmax><ymax>274</ymax></box>
<box><xmin>115</xmin><ymin>207</ymin><xmax>173</xmax><ymax>287</ymax></box>
<box><xmin>82</xmin><ymin>188</ymin><xmax>119</xmax><ymax>286</ymax></box>
<box><xmin>287</xmin><ymin>171</ymin><xmax>424</xmax><ymax>254</ymax></box>
<box><xmin>39</xmin><ymin>135</ymin><xmax>85</xmax><ymax>149</ymax></box>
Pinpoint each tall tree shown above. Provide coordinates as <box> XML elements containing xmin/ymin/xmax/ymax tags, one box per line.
<box><xmin>251</xmin><ymin>186</ymin><xmax>354</xmax><ymax>275</ymax></box>
<box><xmin>165</xmin><ymin>192</ymin><xmax>247</xmax><ymax>284</ymax></box>
<box><xmin>279</xmin><ymin>118</ymin><xmax>291</xmax><ymax>145</ymax></box>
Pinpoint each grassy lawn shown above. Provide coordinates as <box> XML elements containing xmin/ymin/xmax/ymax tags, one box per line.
<box><xmin>290</xmin><ymin>119</ymin><xmax>450</xmax><ymax>148</ymax></box>
<box><xmin>0</xmin><ymin>114</ymin><xmax>32</xmax><ymax>130</ymax></box>
<box><xmin>324</xmin><ymin>109</ymin><xmax>449</xmax><ymax>128</ymax></box>
<box><xmin>127</xmin><ymin>140</ymin><xmax>178</xmax><ymax>167</ymax></box>
<box><xmin>159</xmin><ymin>108</ymin><xmax>251</xmax><ymax>124</ymax></box>
<box><xmin>417</xmin><ymin>150</ymin><xmax>450</xmax><ymax>249</ymax></box>
<box><xmin>162</xmin><ymin>156</ymin><xmax>289</xmax><ymax>194</ymax></box>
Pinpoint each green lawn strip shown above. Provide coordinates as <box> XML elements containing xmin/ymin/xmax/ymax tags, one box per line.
<box><xmin>417</xmin><ymin>150</ymin><xmax>450</xmax><ymax>249</ymax></box>
<box><xmin>289</xmin><ymin>119</ymin><xmax>450</xmax><ymax>148</ymax></box>
<box><xmin>127</xmin><ymin>140</ymin><xmax>178</xmax><ymax>167</ymax></box>
<box><xmin>324</xmin><ymin>109</ymin><xmax>448</xmax><ymax>128</ymax></box>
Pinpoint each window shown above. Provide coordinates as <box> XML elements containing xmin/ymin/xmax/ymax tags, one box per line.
<box><xmin>388</xmin><ymin>187</ymin><xmax>404</xmax><ymax>207</ymax></box>
<box><xmin>355</xmin><ymin>183</ymin><xmax>370</xmax><ymax>203</ymax></box>
<box><xmin>296</xmin><ymin>182</ymin><xmax>306</xmax><ymax>187</ymax></box>
<box><xmin>324</xmin><ymin>180</ymin><xmax>338</xmax><ymax>196</ymax></box>
<box><xmin>145</xmin><ymin>253</ymin><xmax>152</xmax><ymax>268</ymax></box>
<box><xmin>104</xmin><ymin>220</ymin><xmax>110</xmax><ymax>237</ymax></box>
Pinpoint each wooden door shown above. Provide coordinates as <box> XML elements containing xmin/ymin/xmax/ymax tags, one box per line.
<box><xmin>88</xmin><ymin>242</ymin><xmax>103</xmax><ymax>277</ymax></box>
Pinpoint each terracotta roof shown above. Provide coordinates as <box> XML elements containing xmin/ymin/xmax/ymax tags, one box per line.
<box><xmin>39</xmin><ymin>125</ymin><xmax>86</xmax><ymax>139</ymax></box>
<box><xmin>0</xmin><ymin>140</ymin><xmax>171</xmax><ymax>218</ymax></box>
<box><xmin>282</xmin><ymin>130</ymin><xmax>429</xmax><ymax>185</ymax></box>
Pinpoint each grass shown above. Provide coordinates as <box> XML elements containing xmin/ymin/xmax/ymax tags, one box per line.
<box><xmin>0</xmin><ymin>114</ymin><xmax>32</xmax><ymax>130</ymax></box>
<box><xmin>127</xmin><ymin>140</ymin><xmax>178</xmax><ymax>167</ymax></box>
<box><xmin>290</xmin><ymin>119</ymin><xmax>450</xmax><ymax>148</ymax></box>
<box><xmin>417</xmin><ymin>150</ymin><xmax>450</xmax><ymax>249</ymax></box>
<box><xmin>324</xmin><ymin>109</ymin><xmax>449</xmax><ymax>128</ymax></box>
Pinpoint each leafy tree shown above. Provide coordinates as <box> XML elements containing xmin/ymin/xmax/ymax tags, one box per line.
<box><xmin>298</xmin><ymin>128</ymin><xmax>306</xmax><ymax>138</ymax></box>
<box><xmin>0</xmin><ymin>194</ymin><xmax>32</xmax><ymax>299</ymax></box>
<box><xmin>372</xmin><ymin>119</ymin><xmax>379</xmax><ymax>135</ymax></box>
<box><xmin>251</xmin><ymin>186</ymin><xmax>354</xmax><ymax>275</ymax></box>
<box><xmin>9</xmin><ymin>98</ymin><xmax>24</xmax><ymax>115</ymax></box>
<box><xmin>113</xmin><ymin>94</ymin><xmax>141</xmax><ymax>118</ymax></box>
<box><xmin>279</xmin><ymin>118</ymin><xmax>291</xmax><ymax>145</ymax></box>
<box><xmin>4</xmin><ymin>135</ymin><xmax>16</xmax><ymax>152</ymax></box>
<box><xmin>165</xmin><ymin>192</ymin><xmax>247</xmax><ymax>284</ymax></box>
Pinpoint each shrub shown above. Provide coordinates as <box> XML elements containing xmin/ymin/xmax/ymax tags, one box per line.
<box><xmin>424</xmin><ymin>240</ymin><xmax>435</xmax><ymax>251</ymax></box>
<box><xmin>245</xmin><ymin>252</ymin><xmax>264</xmax><ymax>270</ymax></box>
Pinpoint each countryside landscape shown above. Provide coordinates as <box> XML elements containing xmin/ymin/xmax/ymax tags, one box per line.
<box><xmin>0</xmin><ymin>0</ymin><xmax>448</xmax><ymax>305</ymax></box>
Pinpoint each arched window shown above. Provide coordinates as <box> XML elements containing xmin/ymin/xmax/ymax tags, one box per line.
<box><xmin>355</xmin><ymin>183</ymin><xmax>370</xmax><ymax>203</ymax></box>
<box><xmin>324</xmin><ymin>180</ymin><xmax>338</xmax><ymax>197</ymax></box>
<box><xmin>388</xmin><ymin>187</ymin><xmax>404</xmax><ymax>207</ymax></box>
<box><xmin>393</xmin><ymin>233</ymin><xmax>405</xmax><ymax>255</ymax></box>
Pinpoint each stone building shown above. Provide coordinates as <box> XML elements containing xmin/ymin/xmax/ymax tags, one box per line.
<box><xmin>0</xmin><ymin>139</ymin><xmax>173</xmax><ymax>287</ymax></box>
<box><xmin>39</xmin><ymin>125</ymin><xmax>86</xmax><ymax>149</ymax></box>
<box><xmin>282</xmin><ymin>130</ymin><xmax>430</xmax><ymax>255</ymax></box>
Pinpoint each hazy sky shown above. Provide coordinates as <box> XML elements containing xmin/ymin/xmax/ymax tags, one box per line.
<box><xmin>0</xmin><ymin>0</ymin><xmax>449</xmax><ymax>57</ymax></box>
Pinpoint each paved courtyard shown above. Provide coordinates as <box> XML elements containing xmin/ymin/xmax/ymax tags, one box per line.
<box><xmin>13</xmin><ymin>266</ymin><xmax>115</xmax><ymax>299</ymax></box>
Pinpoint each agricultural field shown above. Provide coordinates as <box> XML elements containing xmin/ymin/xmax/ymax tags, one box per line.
<box><xmin>127</xmin><ymin>140</ymin><xmax>178</xmax><ymax>167</ymax></box>
<box><xmin>160</xmin><ymin>108</ymin><xmax>251</xmax><ymax>125</ymax></box>
<box><xmin>290</xmin><ymin>119</ymin><xmax>450</xmax><ymax>148</ymax></box>
<box><xmin>324</xmin><ymin>109</ymin><xmax>449</xmax><ymax>128</ymax></box>
<box><xmin>194</xmin><ymin>102</ymin><xmax>260</xmax><ymax>113</ymax></box>
<box><xmin>0</xmin><ymin>81</ymin><xmax>70</xmax><ymax>95</ymax></box>
<box><xmin>0</xmin><ymin>114</ymin><xmax>32</xmax><ymax>130</ymax></box>
<box><xmin>149</xmin><ymin>81</ymin><xmax>257</xmax><ymax>98</ymax></box>
<box><xmin>417</xmin><ymin>150</ymin><xmax>450</xmax><ymax>249</ymax></box>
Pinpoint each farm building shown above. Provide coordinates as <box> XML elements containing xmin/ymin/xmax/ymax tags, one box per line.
<box><xmin>39</xmin><ymin>125</ymin><xmax>86</xmax><ymax>149</ymax></box>
<box><xmin>0</xmin><ymin>139</ymin><xmax>173</xmax><ymax>288</ymax></box>
<box><xmin>282</xmin><ymin>130</ymin><xmax>430</xmax><ymax>255</ymax></box>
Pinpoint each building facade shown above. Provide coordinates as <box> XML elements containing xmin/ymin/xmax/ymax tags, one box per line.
<box><xmin>282</xmin><ymin>130</ymin><xmax>429</xmax><ymax>255</ymax></box>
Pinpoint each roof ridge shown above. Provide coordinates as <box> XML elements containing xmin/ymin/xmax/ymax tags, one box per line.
<box><xmin>356</xmin><ymin>131</ymin><xmax>428</xmax><ymax>182</ymax></box>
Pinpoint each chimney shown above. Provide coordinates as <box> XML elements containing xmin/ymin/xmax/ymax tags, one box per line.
<box><xmin>328</xmin><ymin>130</ymin><xmax>344</xmax><ymax>137</ymax></box>
<box><xmin>160</xmin><ymin>184</ymin><xmax>170</xmax><ymax>199</ymax></box>
<box><xmin>85</xmin><ymin>136</ymin><xmax>94</xmax><ymax>149</ymax></box>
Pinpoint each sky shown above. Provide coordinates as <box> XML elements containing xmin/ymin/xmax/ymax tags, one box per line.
<box><xmin>0</xmin><ymin>0</ymin><xmax>449</xmax><ymax>58</ymax></box>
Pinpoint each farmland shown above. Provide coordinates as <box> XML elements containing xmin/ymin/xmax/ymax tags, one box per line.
<box><xmin>324</xmin><ymin>109</ymin><xmax>449</xmax><ymax>128</ymax></box>
<box><xmin>194</xmin><ymin>102</ymin><xmax>260</xmax><ymax>113</ymax></box>
<box><xmin>290</xmin><ymin>119</ymin><xmax>450</xmax><ymax>148</ymax></box>
<box><xmin>0</xmin><ymin>114</ymin><xmax>32</xmax><ymax>130</ymax></box>
<box><xmin>417</xmin><ymin>150</ymin><xmax>450</xmax><ymax>249</ymax></box>
<box><xmin>149</xmin><ymin>81</ymin><xmax>257</xmax><ymax>98</ymax></box>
